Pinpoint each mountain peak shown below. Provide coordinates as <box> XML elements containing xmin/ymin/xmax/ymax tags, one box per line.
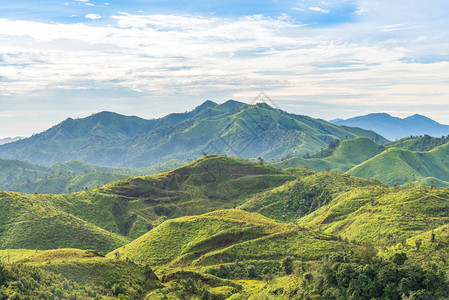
<box><xmin>194</xmin><ymin>100</ymin><xmax>218</xmax><ymax>111</ymax></box>
<box><xmin>218</xmin><ymin>99</ymin><xmax>246</xmax><ymax>111</ymax></box>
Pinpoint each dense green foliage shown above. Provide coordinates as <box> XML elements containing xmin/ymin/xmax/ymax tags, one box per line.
<box><xmin>0</xmin><ymin>249</ymin><xmax>162</xmax><ymax>299</ymax></box>
<box><xmin>244</xmin><ymin>251</ymin><xmax>448</xmax><ymax>299</ymax></box>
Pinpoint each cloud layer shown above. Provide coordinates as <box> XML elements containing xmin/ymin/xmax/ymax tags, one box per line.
<box><xmin>0</xmin><ymin>0</ymin><xmax>449</xmax><ymax>137</ymax></box>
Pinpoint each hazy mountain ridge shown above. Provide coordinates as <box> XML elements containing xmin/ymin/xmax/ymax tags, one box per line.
<box><xmin>331</xmin><ymin>112</ymin><xmax>449</xmax><ymax>140</ymax></box>
<box><xmin>0</xmin><ymin>136</ymin><xmax>25</xmax><ymax>145</ymax></box>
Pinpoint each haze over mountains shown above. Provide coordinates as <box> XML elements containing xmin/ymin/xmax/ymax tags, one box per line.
<box><xmin>331</xmin><ymin>113</ymin><xmax>449</xmax><ymax>141</ymax></box>
<box><xmin>0</xmin><ymin>136</ymin><xmax>24</xmax><ymax>145</ymax></box>
<box><xmin>0</xmin><ymin>100</ymin><xmax>385</xmax><ymax>168</ymax></box>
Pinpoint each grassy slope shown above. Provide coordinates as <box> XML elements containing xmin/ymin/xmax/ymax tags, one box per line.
<box><xmin>347</xmin><ymin>142</ymin><xmax>449</xmax><ymax>186</ymax></box>
<box><xmin>108</xmin><ymin>209</ymin><xmax>346</xmax><ymax>269</ymax></box>
<box><xmin>273</xmin><ymin>137</ymin><xmax>385</xmax><ymax>172</ymax></box>
<box><xmin>0</xmin><ymin>156</ymin><xmax>294</xmax><ymax>253</ymax></box>
<box><xmin>0</xmin><ymin>192</ymin><xmax>127</xmax><ymax>253</ymax></box>
<box><xmin>239</xmin><ymin>171</ymin><xmax>384</xmax><ymax>222</ymax></box>
<box><xmin>0</xmin><ymin>248</ymin><xmax>162</xmax><ymax>299</ymax></box>
<box><xmin>387</xmin><ymin>135</ymin><xmax>449</xmax><ymax>151</ymax></box>
<box><xmin>299</xmin><ymin>186</ymin><xmax>449</xmax><ymax>244</ymax></box>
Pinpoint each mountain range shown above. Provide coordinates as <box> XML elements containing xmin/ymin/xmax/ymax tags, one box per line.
<box><xmin>0</xmin><ymin>136</ymin><xmax>24</xmax><ymax>145</ymax></box>
<box><xmin>331</xmin><ymin>113</ymin><xmax>449</xmax><ymax>140</ymax></box>
<box><xmin>0</xmin><ymin>100</ymin><xmax>386</xmax><ymax>167</ymax></box>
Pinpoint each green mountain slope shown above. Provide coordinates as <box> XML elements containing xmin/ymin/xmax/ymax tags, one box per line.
<box><xmin>0</xmin><ymin>192</ymin><xmax>128</xmax><ymax>252</ymax></box>
<box><xmin>2</xmin><ymin>156</ymin><xmax>449</xmax><ymax>298</ymax></box>
<box><xmin>0</xmin><ymin>101</ymin><xmax>387</xmax><ymax>167</ymax></box>
<box><xmin>347</xmin><ymin>142</ymin><xmax>449</xmax><ymax>186</ymax></box>
<box><xmin>273</xmin><ymin>137</ymin><xmax>385</xmax><ymax>172</ymax></box>
<box><xmin>108</xmin><ymin>209</ymin><xmax>346</xmax><ymax>269</ymax></box>
<box><xmin>0</xmin><ymin>249</ymin><xmax>162</xmax><ymax>299</ymax></box>
<box><xmin>0</xmin><ymin>158</ymin><xmax>185</xmax><ymax>194</ymax></box>
<box><xmin>298</xmin><ymin>186</ymin><xmax>449</xmax><ymax>244</ymax></box>
<box><xmin>240</xmin><ymin>171</ymin><xmax>385</xmax><ymax>222</ymax></box>
<box><xmin>387</xmin><ymin>134</ymin><xmax>449</xmax><ymax>151</ymax></box>
<box><xmin>0</xmin><ymin>156</ymin><xmax>294</xmax><ymax>253</ymax></box>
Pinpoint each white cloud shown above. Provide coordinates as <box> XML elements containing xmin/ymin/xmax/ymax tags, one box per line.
<box><xmin>85</xmin><ymin>14</ymin><xmax>101</xmax><ymax>19</ymax></box>
<box><xmin>309</xmin><ymin>7</ymin><xmax>330</xmax><ymax>13</ymax></box>
<box><xmin>0</xmin><ymin>0</ymin><xmax>448</xmax><ymax>122</ymax></box>
<box><xmin>86</xmin><ymin>3</ymin><xmax>95</xmax><ymax>6</ymax></box>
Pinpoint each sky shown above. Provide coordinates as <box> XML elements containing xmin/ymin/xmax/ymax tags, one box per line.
<box><xmin>1</xmin><ymin>0</ymin><xmax>449</xmax><ymax>138</ymax></box>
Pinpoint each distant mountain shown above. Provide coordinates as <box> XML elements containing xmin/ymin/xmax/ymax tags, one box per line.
<box><xmin>0</xmin><ymin>136</ymin><xmax>25</xmax><ymax>145</ymax></box>
<box><xmin>0</xmin><ymin>100</ymin><xmax>387</xmax><ymax>167</ymax></box>
<box><xmin>331</xmin><ymin>113</ymin><xmax>449</xmax><ymax>140</ymax></box>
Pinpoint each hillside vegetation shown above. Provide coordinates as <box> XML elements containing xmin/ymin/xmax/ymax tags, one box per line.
<box><xmin>2</xmin><ymin>156</ymin><xmax>449</xmax><ymax>298</ymax></box>
<box><xmin>274</xmin><ymin>137</ymin><xmax>385</xmax><ymax>172</ymax></box>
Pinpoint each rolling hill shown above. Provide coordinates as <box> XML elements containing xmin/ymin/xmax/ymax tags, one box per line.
<box><xmin>0</xmin><ymin>100</ymin><xmax>387</xmax><ymax>167</ymax></box>
<box><xmin>332</xmin><ymin>112</ymin><xmax>449</xmax><ymax>141</ymax></box>
<box><xmin>108</xmin><ymin>209</ymin><xmax>346</xmax><ymax>269</ymax></box>
<box><xmin>347</xmin><ymin>142</ymin><xmax>449</xmax><ymax>186</ymax></box>
<box><xmin>2</xmin><ymin>156</ymin><xmax>449</xmax><ymax>298</ymax></box>
<box><xmin>0</xmin><ymin>155</ymin><xmax>295</xmax><ymax>253</ymax></box>
<box><xmin>273</xmin><ymin>137</ymin><xmax>385</xmax><ymax>172</ymax></box>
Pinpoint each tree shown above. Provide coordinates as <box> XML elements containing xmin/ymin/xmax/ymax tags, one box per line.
<box><xmin>246</xmin><ymin>265</ymin><xmax>257</xmax><ymax>278</ymax></box>
<box><xmin>257</xmin><ymin>157</ymin><xmax>264</xmax><ymax>165</ymax></box>
<box><xmin>281</xmin><ymin>257</ymin><xmax>294</xmax><ymax>275</ymax></box>
<box><xmin>391</xmin><ymin>252</ymin><xmax>407</xmax><ymax>265</ymax></box>
<box><xmin>415</xmin><ymin>238</ymin><xmax>422</xmax><ymax>251</ymax></box>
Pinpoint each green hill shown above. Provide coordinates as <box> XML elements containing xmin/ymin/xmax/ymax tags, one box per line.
<box><xmin>0</xmin><ymin>156</ymin><xmax>294</xmax><ymax>253</ymax></box>
<box><xmin>0</xmin><ymin>101</ymin><xmax>387</xmax><ymax>167</ymax></box>
<box><xmin>387</xmin><ymin>134</ymin><xmax>449</xmax><ymax>151</ymax></box>
<box><xmin>298</xmin><ymin>185</ymin><xmax>449</xmax><ymax>245</ymax></box>
<box><xmin>347</xmin><ymin>142</ymin><xmax>449</xmax><ymax>186</ymax></box>
<box><xmin>273</xmin><ymin>137</ymin><xmax>385</xmax><ymax>172</ymax></box>
<box><xmin>0</xmin><ymin>158</ymin><xmax>185</xmax><ymax>194</ymax></box>
<box><xmin>240</xmin><ymin>171</ymin><xmax>385</xmax><ymax>222</ymax></box>
<box><xmin>108</xmin><ymin>209</ymin><xmax>346</xmax><ymax>270</ymax></box>
<box><xmin>0</xmin><ymin>249</ymin><xmax>162</xmax><ymax>299</ymax></box>
<box><xmin>2</xmin><ymin>156</ymin><xmax>449</xmax><ymax>298</ymax></box>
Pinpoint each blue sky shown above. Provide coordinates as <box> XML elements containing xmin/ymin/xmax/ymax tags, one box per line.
<box><xmin>1</xmin><ymin>0</ymin><xmax>449</xmax><ymax>137</ymax></box>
